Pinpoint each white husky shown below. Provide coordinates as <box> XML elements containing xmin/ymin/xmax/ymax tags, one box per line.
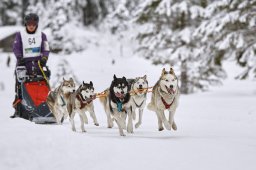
<box><xmin>148</xmin><ymin>68</ymin><xmax>180</xmax><ymax>131</ymax></box>
<box><xmin>128</xmin><ymin>75</ymin><xmax>148</xmax><ymax>129</ymax></box>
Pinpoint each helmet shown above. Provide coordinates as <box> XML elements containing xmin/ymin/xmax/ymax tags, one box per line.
<box><xmin>24</xmin><ymin>13</ymin><xmax>39</xmax><ymax>26</ymax></box>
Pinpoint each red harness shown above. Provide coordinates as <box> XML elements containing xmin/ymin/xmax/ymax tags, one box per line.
<box><xmin>161</xmin><ymin>97</ymin><xmax>175</xmax><ymax>109</ymax></box>
<box><xmin>76</xmin><ymin>94</ymin><xmax>92</xmax><ymax>109</ymax></box>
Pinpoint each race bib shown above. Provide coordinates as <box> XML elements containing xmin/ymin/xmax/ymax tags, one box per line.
<box><xmin>20</xmin><ymin>29</ymin><xmax>42</xmax><ymax>58</ymax></box>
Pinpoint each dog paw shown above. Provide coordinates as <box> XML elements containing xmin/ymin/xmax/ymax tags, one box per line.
<box><xmin>82</xmin><ymin>129</ymin><xmax>86</xmax><ymax>133</ymax></box>
<box><xmin>108</xmin><ymin>123</ymin><xmax>114</xmax><ymax>128</ymax></box>
<box><xmin>135</xmin><ymin>122</ymin><xmax>141</xmax><ymax>129</ymax></box>
<box><xmin>172</xmin><ymin>122</ymin><xmax>177</xmax><ymax>131</ymax></box>
<box><xmin>127</xmin><ymin>128</ymin><xmax>133</xmax><ymax>133</ymax></box>
<box><xmin>158</xmin><ymin>127</ymin><xmax>164</xmax><ymax>131</ymax></box>
<box><xmin>164</xmin><ymin>122</ymin><xmax>172</xmax><ymax>130</ymax></box>
<box><xmin>72</xmin><ymin>128</ymin><xmax>76</xmax><ymax>132</ymax></box>
<box><xmin>120</xmin><ymin>133</ymin><xmax>126</xmax><ymax>136</ymax></box>
<box><xmin>94</xmin><ymin>123</ymin><xmax>99</xmax><ymax>126</ymax></box>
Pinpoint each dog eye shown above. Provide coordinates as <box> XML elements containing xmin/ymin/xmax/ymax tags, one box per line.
<box><xmin>165</xmin><ymin>79</ymin><xmax>169</xmax><ymax>82</ymax></box>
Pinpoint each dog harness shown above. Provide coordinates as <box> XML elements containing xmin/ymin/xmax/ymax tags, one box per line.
<box><xmin>60</xmin><ymin>95</ymin><xmax>66</xmax><ymax>106</ymax></box>
<box><xmin>76</xmin><ymin>94</ymin><xmax>92</xmax><ymax>109</ymax></box>
<box><xmin>132</xmin><ymin>98</ymin><xmax>144</xmax><ymax>108</ymax></box>
<box><xmin>161</xmin><ymin>97</ymin><xmax>175</xmax><ymax>109</ymax></box>
<box><xmin>117</xmin><ymin>102</ymin><xmax>123</xmax><ymax>112</ymax></box>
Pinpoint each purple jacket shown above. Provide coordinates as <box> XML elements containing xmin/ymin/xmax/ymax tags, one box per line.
<box><xmin>13</xmin><ymin>31</ymin><xmax>50</xmax><ymax>75</ymax></box>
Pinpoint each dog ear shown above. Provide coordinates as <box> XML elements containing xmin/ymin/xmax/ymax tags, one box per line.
<box><xmin>83</xmin><ymin>81</ymin><xmax>86</xmax><ymax>86</ymax></box>
<box><xmin>170</xmin><ymin>68</ymin><xmax>174</xmax><ymax>74</ymax></box>
<box><xmin>161</xmin><ymin>68</ymin><xmax>166</xmax><ymax>76</ymax></box>
<box><xmin>70</xmin><ymin>77</ymin><xmax>73</xmax><ymax>81</ymax></box>
<box><xmin>113</xmin><ymin>74</ymin><xmax>117</xmax><ymax>80</ymax></box>
<box><xmin>63</xmin><ymin>77</ymin><xmax>66</xmax><ymax>81</ymax></box>
<box><xmin>90</xmin><ymin>81</ymin><xmax>93</xmax><ymax>86</ymax></box>
<box><xmin>143</xmin><ymin>75</ymin><xmax>147</xmax><ymax>80</ymax></box>
<box><xmin>122</xmin><ymin>76</ymin><xmax>126</xmax><ymax>81</ymax></box>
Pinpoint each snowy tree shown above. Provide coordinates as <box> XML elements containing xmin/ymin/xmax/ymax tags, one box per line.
<box><xmin>102</xmin><ymin>0</ymin><xmax>141</xmax><ymax>57</ymax></box>
<box><xmin>135</xmin><ymin>0</ymin><xmax>225</xmax><ymax>93</ymax></box>
<box><xmin>0</xmin><ymin>0</ymin><xmax>22</xmax><ymax>25</ymax></box>
<box><xmin>51</xmin><ymin>59</ymin><xmax>80</xmax><ymax>88</ymax></box>
<box><xmin>194</xmin><ymin>0</ymin><xmax>256</xmax><ymax>80</ymax></box>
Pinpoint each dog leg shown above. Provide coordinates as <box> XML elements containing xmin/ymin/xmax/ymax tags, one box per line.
<box><xmin>127</xmin><ymin>111</ymin><xmax>133</xmax><ymax>133</ymax></box>
<box><xmin>79</xmin><ymin>113</ymin><xmax>86</xmax><ymax>133</ymax></box>
<box><xmin>156</xmin><ymin>111</ymin><xmax>164</xmax><ymax>131</ymax></box>
<box><xmin>89</xmin><ymin>109</ymin><xmax>99</xmax><ymax>126</ymax></box>
<box><xmin>114</xmin><ymin>119</ymin><xmax>125</xmax><ymax>136</ymax></box>
<box><xmin>132</xmin><ymin>107</ymin><xmax>136</xmax><ymax>120</ymax></box>
<box><xmin>112</xmin><ymin>112</ymin><xmax>126</xmax><ymax>130</ymax></box>
<box><xmin>80</xmin><ymin>111</ymin><xmax>88</xmax><ymax>124</ymax></box>
<box><xmin>106</xmin><ymin>110</ymin><xmax>114</xmax><ymax>128</ymax></box>
<box><xmin>69</xmin><ymin>113</ymin><xmax>76</xmax><ymax>132</ymax></box>
<box><xmin>159</xmin><ymin>110</ymin><xmax>171</xmax><ymax>130</ymax></box>
<box><xmin>169</xmin><ymin>110</ymin><xmax>177</xmax><ymax>131</ymax></box>
<box><xmin>135</xmin><ymin>108</ymin><xmax>143</xmax><ymax>128</ymax></box>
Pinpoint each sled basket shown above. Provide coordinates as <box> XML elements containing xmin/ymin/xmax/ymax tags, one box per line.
<box><xmin>16</xmin><ymin>79</ymin><xmax>56</xmax><ymax>124</ymax></box>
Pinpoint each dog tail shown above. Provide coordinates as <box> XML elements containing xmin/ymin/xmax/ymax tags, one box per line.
<box><xmin>147</xmin><ymin>102</ymin><xmax>155</xmax><ymax>111</ymax></box>
<box><xmin>147</xmin><ymin>90</ymin><xmax>155</xmax><ymax>111</ymax></box>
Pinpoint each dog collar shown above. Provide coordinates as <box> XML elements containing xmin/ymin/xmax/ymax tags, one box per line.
<box><xmin>161</xmin><ymin>97</ymin><xmax>175</xmax><ymax>109</ymax></box>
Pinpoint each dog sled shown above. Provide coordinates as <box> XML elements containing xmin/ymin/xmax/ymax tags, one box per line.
<box><xmin>13</xmin><ymin>64</ymin><xmax>56</xmax><ymax>124</ymax></box>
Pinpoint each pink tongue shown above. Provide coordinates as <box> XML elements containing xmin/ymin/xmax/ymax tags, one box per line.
<box><xmin>115</xmin><ymin>93</ymin><xmax>124</xmax><ymax>98</ymax></box>
<box><xmin>168</xmin><ymin>88</ymin><xmax>175</xmax><ymax>94</ymax></box>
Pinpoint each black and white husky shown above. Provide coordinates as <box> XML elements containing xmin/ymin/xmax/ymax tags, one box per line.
<box><xmin>148</xmin><ymin>68</ymin><xmax>180</xmax><ymax>131</ymax></box>
<box><xmin>100</xmin><ymin>75</ymin><xmax>133</xmax><ymax>136</ymax></box>
<box><xmin>128</xmin><ymin>75</ymin><xmax>148</xmax><ymax>129</ymax></box>
<box><xmin>67</xmin><ymin>81</ymin><xmax>99</xmax><ymax>132</ymax></box>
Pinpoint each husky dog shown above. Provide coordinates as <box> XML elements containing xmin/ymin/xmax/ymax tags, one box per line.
<box><xmin>128</xmin><ymin>75</ymin><xmax>148</xmax><ymax>129</ymax></box>
<box><xmin>99</xmin><ymin>75</ymin><xmax>133</xmax><ymax>136</ymax></box>
<box><xmin>148</xmin><ymin>68</ymin><xmax>180</xmax><ymax>131</ymax></box>
<box><xmin>67</xmin><ymin>81</ymin><xmax>99</xmax><ymax>132</ymax></box>
<box><xmin>47</xmin><ymin>78</ymin><xmax>76</xmax><ymax>124</ymax></box>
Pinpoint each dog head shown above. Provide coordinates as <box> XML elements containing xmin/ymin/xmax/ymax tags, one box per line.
<box><xmin>132</xmin><ymin>75</ymin><xmax>148</xmax><ymax>95</ymax></box>
<box><xmin>110</xmin><ymin>74</ymin><xmax>130</xmax><ymax>101</ymax></box>
<box><xmin>62</xmin><ymin>77</ymin><xmax>76</xmax><ymax>93</ymax></box>
<box><xmin>78</xmin><ymin>81</ymin><xmax>95</xmax><ymax>100</ymax></box>
<box><xmin>159</xmin><ymin>68</ymin><xmax>178</xmax><ymax>94</ymax></box>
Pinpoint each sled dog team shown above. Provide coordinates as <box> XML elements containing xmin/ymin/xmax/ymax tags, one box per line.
<box><xmin>46</xmin><ymin>68</ymin><xmax>180</xmax><ymax>136</ymax></box>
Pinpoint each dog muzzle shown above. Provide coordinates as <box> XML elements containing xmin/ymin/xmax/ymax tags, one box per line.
<box><xmin>165</xmin><ymin>86</ymin><xmax>175</xmax><ymax>94</ymax></box>
<box><xmin>115</xmin><ymin>93</ymin><xmax>125</xmax><ymax>99</ymax></box>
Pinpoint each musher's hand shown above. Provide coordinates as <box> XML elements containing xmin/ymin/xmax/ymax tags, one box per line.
<box><xmin>40</xmin><ymin>56</ymin><xmax>48</xmax><ymax>66</ymax></box>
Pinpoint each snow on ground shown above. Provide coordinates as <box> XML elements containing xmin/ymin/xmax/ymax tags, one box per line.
<box><xmin>0</xmin><ymin>33</ymin><xmax>256</xmax><ymax>170</ymax></box>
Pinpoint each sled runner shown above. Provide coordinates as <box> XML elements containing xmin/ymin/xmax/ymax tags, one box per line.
<box><xmin>14</xmin><ymin>65</ymin><xmax>56</xmax><ymax>124</ymax></box>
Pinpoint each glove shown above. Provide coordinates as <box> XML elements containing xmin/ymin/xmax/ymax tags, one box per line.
<box><xmin>17</xmin><ymin>58</ymin><xmax>25</xmax><ymax>66</ymax></box>
<box><xmin>40</xmin><ymin>56</ymin><xmax>48</xmax><ymax>66</ymax></box>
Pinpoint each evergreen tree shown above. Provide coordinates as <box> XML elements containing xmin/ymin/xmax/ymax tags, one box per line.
<box><xmin>135</xmin><ymin>0</ymin><xmax>224</xmax><ymax>93</ymax></box>
<box><xmin>51</xmin><ymin>59</ymin><xmax>80</xmax><ymax>88</ymax></box>
<box><xmin>0</xmin><ymin>0</ymin><xmax>22</xmax><ymax>25</ymax></box>
<box><xmin>194</xmin><ymin>0</ymin><xmax>256</xmax><ymax>80</ymax></box>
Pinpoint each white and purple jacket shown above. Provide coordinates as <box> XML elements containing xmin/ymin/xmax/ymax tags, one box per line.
<box><xmin>13</xmin><ymin>28</ymin><xmax>50</xmax><ymax>75</ymax></box>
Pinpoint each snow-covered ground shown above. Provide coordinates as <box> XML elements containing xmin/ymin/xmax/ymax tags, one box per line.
<box><xmin>0</xmin><ymin>36</ymin><xmax>256</xmax><ymax>170</ymax></box>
